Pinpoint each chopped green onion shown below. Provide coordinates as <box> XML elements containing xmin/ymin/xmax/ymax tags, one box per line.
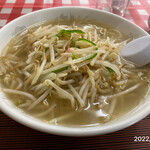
<box><xmin>71</xmin><ymin>38</ymin><xmax>76</xmax><ymax>47</ymax></box>
<box><xmin>69</xmin><ymin>30</ymin><xmax>85</xmax><ymax>34</ymax></box>
<box><xmin>78</xmin><ymin>38</ymin><xmax>96</xmax><ymax>46</ymax></box>
<box><xmin>52</xmin><ymin>66</ymin><xmax>69</xmax><ymax>73</ymax></box>
<box><xmin>56</xmin><ymin>29</ymin><xmax>70</xmax><ymax>39</ymax></box>
<box><xmin>86</xmin><ymin>53</ymin><xmax>97</xmax><ymax>60</ymax></box>
<box><xmin>56</xmin><ymin>29</ymin><xmax>85</xmax><ymax>39</ymax></box>
<box><xmin>72</xmin><ymin>53</ymin><xmax>78</xmax><ymax>59</ymax></box>
<box><xmin>106</xmin><ymin>67</ymin><xmax>115</xmax><ymax>74</ymax></box>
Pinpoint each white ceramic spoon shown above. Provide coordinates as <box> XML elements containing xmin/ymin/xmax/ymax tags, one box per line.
<box><xmin>121</xmin><ymin>36</ymin><xmax>150</xmax><ymax>66</ymax></box>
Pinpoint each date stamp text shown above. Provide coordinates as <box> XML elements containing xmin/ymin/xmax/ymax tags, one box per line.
<box><xmin>134</xmin><ymin>136</ymin><xmax>150</xmax><ymax>142</ymax></box>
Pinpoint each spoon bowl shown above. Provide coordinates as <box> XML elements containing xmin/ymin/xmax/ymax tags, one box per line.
<box><xmin>121</xmin><ymin>36</ymin><xmax>150</xmax><ymax>66</ymax></box>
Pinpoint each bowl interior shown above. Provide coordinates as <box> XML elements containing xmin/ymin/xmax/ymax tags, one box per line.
<box><xmin>0</xmin><ymin>7</ymin><xmax>149</xmax><ymax>136</ymax></box>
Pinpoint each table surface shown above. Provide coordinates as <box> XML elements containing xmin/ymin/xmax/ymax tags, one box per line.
<box><xmin>0</xmin><ymin>0</ymin><xmax>150</xmax><ymax>149</ymax></box>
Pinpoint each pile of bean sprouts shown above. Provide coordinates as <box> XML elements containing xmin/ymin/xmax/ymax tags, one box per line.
<box><xmin>0</xmin><ymin>21</ymin><xmax>143</xmax><ymax>122</ymax></box>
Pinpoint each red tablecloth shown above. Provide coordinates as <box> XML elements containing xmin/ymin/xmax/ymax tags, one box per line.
<box><xmin>0</xmin><ymin>0</ymin><xmax>150</xmax><ymax>149</ymax></box>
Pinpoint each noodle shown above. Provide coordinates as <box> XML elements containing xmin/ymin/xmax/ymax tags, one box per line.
<box><xmin>2</xmin><ymin>89</ymin><xmax>36</xmax><ymax>101</ymax></box>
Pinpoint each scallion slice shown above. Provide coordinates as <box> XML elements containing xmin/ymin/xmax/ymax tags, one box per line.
<box><xmin>86</xmin><ymin>53</ymin><xmax>97</xmax><ymax>60</ymax></box>
<box><xmin>52</xmin><ymin>66</ymin><xmax>69</xmax><ymax>73</ymax></box>
<box><xmin>72</xmin><ymin>53</ymin><xmax>78</xmax><ymax>59</ymax></box>
<box><xmin>56</xmin><ymin>29</ymin><xmax>85</xmax><ymax>39</ymax></box>
<box><xmin>78</xmin><ymin>38</ymin><xmax>96</xmax><ymax>46</ymax></box>
<box><xmin>106</xmin><ymin>67</ymin><xmax>115</xmax><ymax>74</ymax></box>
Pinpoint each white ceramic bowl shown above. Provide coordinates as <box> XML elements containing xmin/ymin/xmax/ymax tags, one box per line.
<box><xmin>0</xmin><ymin>7</ymin><xmax>150</xmax><ymax>136</ymax></box>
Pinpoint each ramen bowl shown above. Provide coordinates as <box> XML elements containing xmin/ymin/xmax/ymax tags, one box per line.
<box><xmin>0</xmin><ymin>7</ymin><xmax>150</xmax><ymax>136</ymax></box>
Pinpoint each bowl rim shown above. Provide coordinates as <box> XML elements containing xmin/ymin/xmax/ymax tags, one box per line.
<box><xmin>0</xmin><ymin>6</ymin><xmax>150</xmax><ymax>137</ymax></box>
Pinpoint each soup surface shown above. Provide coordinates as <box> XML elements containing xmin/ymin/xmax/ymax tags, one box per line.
<box><xmin>0</xmin><ymin>20</ymin><xmax>150</xmax><ymax>127</ymax></box>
